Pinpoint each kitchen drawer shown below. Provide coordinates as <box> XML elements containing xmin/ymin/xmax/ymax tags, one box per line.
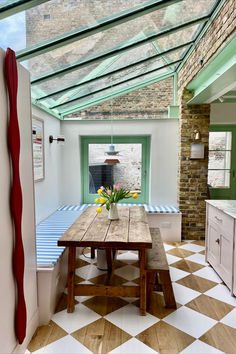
<box><xmin>208</xmin><ymin>205</ymin><xmax>234</xmax><ymax>237</ymax></box>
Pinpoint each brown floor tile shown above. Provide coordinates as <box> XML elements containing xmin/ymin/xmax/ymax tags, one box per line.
<box><xmin>74</xmin><ymin>274</ymin><xmax>85</xmax><ymax>284</ymax></box>
<box><xmin>171</xmin><ymin>259</ymin><xmax>204</xmax><ymax>273</ymax></box>
<box><xmin>90</xmin><ymin>273</ymin><xmax>127</xmax><ymax>286</ymax></box>
<box><xmin>200</xmin><ymin>323</ymin><xmax>236</xmax><ymax>353</ymax></box>
<box><xmin>136</xmin><ymin>320</ymin><xmax>195</xmax><ymax>354</ymax></box>
<box><xmin>83</xmin><ymin>296</ymin><xmax>128</xmax><ymax>316</ymax></box>
<box><xmin>164</xmin><ymin>241</ymin><xmax>187</xmax><ymax>247</ymax></box>
<box><xmin>134</xmin><ymin>293</ymin><xmax>181</xmax><ymax>319</ymax></box>
<box><xmin>71</xmin><ymin>318</ymin><xmax>131</xmax><ymax>353</ymax></box>
<box><xmin>55</xmin><ymin>293</ymin><xmax>78</xmax><ymax>313</ymax></box>
<box><xmin>75</xmin><ymin>258</ymin><xmax>90</xmax><ymax>268</ymax></box>
<box><xmin>176</xmin><ymin>274</ymin><xmax>217</xmax><ymax>293</ymax></box>
<box><xmin>192</xmin><ymin>240</ymin><xmax>205</xmax><ymax>246</ymax></box>
<box><xmin>199</xmin><ymin>250</ymin><xmax>205</xmax><ymax>255</ymax></box>
<box><xmin>186</xmin><ymin>294</ymin><xmax>234</xmax><ymax>321</ymax></box>
<box><xmin>28</xmin><ymin>321</ymin><xmax>67</xmax><ymax>352</ymax></box>
<box><xmin>167</xmin><ymin>248</ymin><xmax>194</xmax><ymax>258</ymax></box>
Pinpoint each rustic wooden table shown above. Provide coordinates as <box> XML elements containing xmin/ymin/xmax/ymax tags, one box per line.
<box><xmin>58</xmin><ymin>206</ymin><xmax>152</xmax><ymax>315</ymax></box>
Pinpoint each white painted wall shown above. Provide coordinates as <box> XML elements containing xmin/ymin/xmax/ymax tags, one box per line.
<box><xmin>60</xmin><ymin>119</ymin><xmax>179</xmax><ymax>206</ymax></box>
<box><xmin>211</xmin><ymin>103</ymin><xmax>236</xmax><ymax>123</ymax></box>
<box><xmin>32</xmin><ymin>106</ymin><xmax>61</xmax><ymax>224</ymax></box>
<box><xmin>0</xmin><ymin>48</ymin><xmax>38</xmax><ymax>353</ymax></box>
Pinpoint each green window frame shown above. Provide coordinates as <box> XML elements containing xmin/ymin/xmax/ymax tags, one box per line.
<box><xmin>81</xmin><ymin>135</ymin><xmax>150</xmax><ymax>204</ymax></box>
<box><xmin>208</xmin><ymin>125</ymin><xmax>236</xmax><ymax>200</ymax></box>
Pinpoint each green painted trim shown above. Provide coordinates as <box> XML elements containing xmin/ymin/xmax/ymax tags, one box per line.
<box><xmin>209</xmin><ymin>124</ymin><xmax>236</xmax><ymax>200</ymax></box>
<box><xmin>176</xmin><ymin>0</ymin><xmax>227</xmax><ymax>73</ymax></box>
<box><xmin>0</xmin><ymin>0</ymin><xmax>49</xmax><ymax>20</ymax></box>
<box><xmin>59</xmin><ymin>72</ymin><xmax>174</xmax><ymax>116</ymax></box>
<box><xmin>32</xmin><ymin>100</ymin><xmax>63</xmax><ymax>120</ymax></box>
<box><xmin>64</xmin><ymin>117</ymin><xmax>179</xmax><ymax>121</ymax></box>
<box><xmin>168</xmin><ymin>105</ymin><xmax>179</xmax><ymax>118</ymax></box>
<box><xmin>36</xmin><ymin>41</ymin><xmax>193</xmax><ymax>101</ymax></box>
<box><xmin>173</xmin><ymin>72</ymin><xmax>178</xmax><ymax>105</ymax></box>
<box><xmin>30</xmin><ymin>16</ymin><xmax>209</xmax><ymax>85</ymax></box>
<box><xmin>50</xmin><ymin>60</ymin><xmax>181</xmax><ymax>110</ymax></box>
<box><xmin>16</xmin><ymin>0</ymin><xmax>183</xmax><ymax>61</ymax></box>
<box><xmin>80</xmin><ymin>135</ymin><xmax>150</xmax><ymax>204</ymax></box>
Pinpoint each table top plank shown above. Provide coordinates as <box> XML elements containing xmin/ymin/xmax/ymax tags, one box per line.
<box><xmin>129</xmin><ymin>220</ymin><xmax>152</xmax><ymax>244</ymax></box>
<box><xmin>105</xmin><ymin>207</ymin><xmax>129</xmax><ymax>244</ymax></box>
<box><xmin>58</xmin><ymin>206</ymin><xmax>97</xmax><ymax>243</ymax></box>
<box><xmin>82</xmin><ymin>209</ymin><xmax>110</xmax><ymax>242</ymax></box>
<box><xmin>129</xmin><ymin>206</ymin><xmax>147</xmax><ymax>222</ymax></box>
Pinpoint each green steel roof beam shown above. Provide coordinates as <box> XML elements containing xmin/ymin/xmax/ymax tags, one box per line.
<box><xmin>16</xmin><ymin>0</ymin><xmax>183</xmax><ymax>61</ymax></box>
<box><xmin>49</xmin><ymin>59</ymin><xmax>182</xmax><ymax>109</ymax></box>
<box><xmin>36</xmin><ymin>41</ymin><xmax>194</xmax><ymax>101</ymax></box>
<box><xmin>0</xmin><ymin>0</ymin><xmax>50</xmax><ymax>20</ymax></box>
<box><xmin>59</xmin><ymin>72</ymin><xmax>174</xmax><ymax>116</ymax></box>
<box><xmin>31</xmin><ymin>15</ymin><xmax>209</xmax><ymax>86</ymax></box>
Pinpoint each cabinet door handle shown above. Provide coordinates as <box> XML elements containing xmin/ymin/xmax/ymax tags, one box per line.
<box><xmin>215</xmin><ymin>216</ymin><xmax>223</xmax><ymax>222</ymax></box>
<box><xmin>215</xmin><ymin>238</ymin><xmax>220</xmax><ymax>244</ymax></box>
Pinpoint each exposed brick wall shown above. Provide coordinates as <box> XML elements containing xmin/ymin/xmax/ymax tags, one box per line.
<box><xmin>178</xmin><ymin>0</ymin><xmax>236</xmax><ymax>98</ymax></box>
<box><xmin>67</xmin><ymin>78</ymin><xmax>173</xmax><ymax>119</ymax></box>
<box><xmin>177</xmin><ymin>0</ymin><xmax>235</xmax><ymax>239</ymax></box>
<box><xmin>178</xmin><ymin>89</ymin><xmax>210</xmax><ymax>240</ymax></box>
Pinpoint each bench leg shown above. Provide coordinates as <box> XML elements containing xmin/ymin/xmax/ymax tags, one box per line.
<box><xmin>146</xmin><ymin>272</ymin><xmax>156</xmax><ymax>308</ymax></box>
<box><xmin>159</xmin><ymin>270</ymin><xmax>176</xmax><ymax>309</ymax></box>
<box><xmin>139</xmin><ymin>249</ymin><xmax>147</xmax><ymax>315</ymax></box>
<box><xmin>91</xmin><ymin>247</ymin><xmax>95</xmax><ymax>259</ymax></box>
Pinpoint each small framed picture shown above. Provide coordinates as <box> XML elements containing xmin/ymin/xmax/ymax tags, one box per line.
<box><xmin>190</xmin><ymin>144</ymin><xmax>205</xmax><ymax>159</ymax></box>
<box><xmin>32</xmin><ymin>117</ymin><xmax>44</xmax><ymax>182</ymax></box>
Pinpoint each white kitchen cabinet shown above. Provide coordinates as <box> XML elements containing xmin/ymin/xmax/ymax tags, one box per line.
<box><xmin>206</xmin><ymin>201</ymin><xmax>236</xmax><ymax>295</ymax></box>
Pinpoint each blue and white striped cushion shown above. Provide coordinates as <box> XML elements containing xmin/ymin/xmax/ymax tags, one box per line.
<box><xmin>57</xmin><ymin>204</ymin><xmax>180</xmax><ymax>213</ymax></box>
<box><xmin>36</xmin><ymin>210</ymin><xmax>83</xmax><ymax>267</ymax></box>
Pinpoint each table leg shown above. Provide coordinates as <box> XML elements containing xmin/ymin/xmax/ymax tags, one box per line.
<box><xmin>67</xmin><ymin>246</ymin><xmax>76</xmax><ymax>313</ymax></box>
<box><xmin>139</xmin><ymin>248</ymin><xmax>146</xmax><ymax>315</ymax></box>
<box><xmin>106</xmin><ymin>247</ymin><xmax>113</xmax><ymax>277</ymax></box>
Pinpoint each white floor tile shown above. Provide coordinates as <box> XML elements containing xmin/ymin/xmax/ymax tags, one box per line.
<box><xmin>114</xmin><ymin>265</ymin><xmax>140</xmax><ymax>281</ymax></box>
<box><xmin>108</xmin><ymin>338</ymin><xmax>157</xmax><ymax>354</ymax></box>
<box><xmin>205</xmin><ymin>284</ymin><xmax>236</xmax><ymax>306</ymax></box>
<box><xmin>180</xmin><ymin>339</ymin><xmax>224</xmax><ymax>353</ymax></box>
<box><xmin>117</xmin><ymin>251</ymin><xmax>139</xmax><ymax>263</ymax></box>
<box><xmin>163</xmin><ymin>243</ymin><xmax>176</xmax><ymax>251</ymax></box>
<box><xmin>220</xmin><ymin>308</ymin><xmax>236</xmax><ymax>329</ymax></box>
<box><xmin>163</xmin><ymin>306</ymin><xmax>217</xmax><ymax>338</ymax></box>
<box><xmin>76</xmin><ymin>264</ymin><xmax>106</xmax><ymax>280</ymax></box>
<box><xmin>172</xmin><ymin>283</ymin><xmax>200</xmax><ymax>305</ymax></box>
<box><xmin>169</xmin><ymin>266</ymin><xmax>189</xmax><ymax>281</ymax></box>
<box><xmin>166</xmin><ymin>253</ymin><xmax>182</xmax><ymax>265</ymax></box>
<box><xmin>104</xmin><ymin>304</ymin><xmax>159</xmax><ymax>336</ymax></box>
<box><xmin>193</xmin><ymin>266</ymin><xmax>222</xmax><ymax>283</ymax></box>
<box><xmin>79</xmin><ymin>253</ymin><xmax>97</xmax><ymax>264</ymax></box>
<box><xmin>178</xmin><ymin>243</ymin><xmax>205</xmax><ymax>253</ymax></box>
<box><xmin>185</xmin><ymin>253</ymin><xmax>208</xmax><ymax>266</ymax></box>
<box><xmin>33</xmin><ymin>335</ymin><xmax>92</xmax><ymax>354</ymax></box>
<box><xmin>52</xmin><ymin>303</ymin><xmax>101</xmax><ymax>333</ymax></box>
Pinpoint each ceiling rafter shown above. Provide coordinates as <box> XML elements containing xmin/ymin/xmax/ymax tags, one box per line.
<box><xmin>0</xmin><ymin>0</ymin><xmax>50</xmax><ymax>20</ymax></box>
<box><xmin>36</xmin><ymin>40</ymin><xmax>194</xmax><ymax>101</ymax></box>
<box><xmin>50</xmin><ymin>59</ymin><xmax>181</xmax><ymax>110</ymax></box>
<box><xmin>16</xmin><ymin>0</ymin><xmax>183</xmax><ymax>61</ymax></box>
<box><xmin>59</xmin><ymin>72</ymin><xmax>175</xmax><ymax>116</ymax></box>
<box><xmin>30</xmin><ymin>15</ymin><xmax>209</xmax><ymax>86</ymax></box>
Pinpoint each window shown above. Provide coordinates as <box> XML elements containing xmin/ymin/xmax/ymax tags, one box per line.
<box><xmin>208</xmin><ymin>126</ymin><xmax>236</xmax><ymax>200</ymax></box>
<box><xmin>81</xmin><ymin>136</ymin><xmax>150</xmax><ymax>204</ymax></box>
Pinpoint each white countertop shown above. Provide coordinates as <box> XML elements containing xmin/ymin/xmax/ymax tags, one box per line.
<box><xmin>206</xmin><ymin>200</ymin><xmax>236</xmax><ymax>219</ymax></box>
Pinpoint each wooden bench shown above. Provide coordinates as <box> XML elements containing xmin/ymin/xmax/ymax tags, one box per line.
<box><xmin>146</xmin><ymin>228</ymin><xmax>176</xmax><ymax>308</ymax></box>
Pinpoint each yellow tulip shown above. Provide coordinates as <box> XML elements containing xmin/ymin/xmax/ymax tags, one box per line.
<box><xmin>132</xmin><ymin>193</ymin><xmax>138</xmax><ymax>199</ymax></box>
<box><xmin>97</xmin><ymin>189</ymin><xmax>102</xmax><ymax>195</ymax></box>
<box><xmin>127</xmin><ymin>192</ymin><xmax>131</xmax><ymax>196</ymax></box>
<box><xmin>94</xmin><ymin>198</ymin><xmax>99</xmax><ymax>203</ymax></box>
<box><xmin>96</xmin><ymin>207</ymin><xmax>102</xmax><ymax>213</ymax></box>
<box><xmin>99</xmin><ymin>197</ymin><xmax>106</xmax><ymax>203</ymax></box>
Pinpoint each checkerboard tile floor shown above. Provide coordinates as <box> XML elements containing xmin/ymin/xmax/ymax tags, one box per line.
<box><xmin>27</xmin><ymin>240</ymin><xmax>236</xmax><ymax>353</ymax></box>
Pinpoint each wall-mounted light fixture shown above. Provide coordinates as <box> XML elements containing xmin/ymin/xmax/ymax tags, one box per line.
<box><xmin>193</xmin><ymin>129</ymin><xmax>201</xmax><ymax>141</ymax></box>
<box><xmin>49</xmin><ymin>135</ymin><xmax>65</xmax><ymax>144</ymax></box>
